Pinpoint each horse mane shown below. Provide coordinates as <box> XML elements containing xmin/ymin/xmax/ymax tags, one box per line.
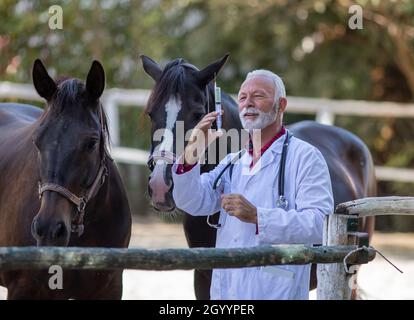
<box><xmin>37</xmin><ymin>77</ymin><xmax>111</xmax><ymax>147</ymax></box>
<box><xmin>146</xmin><ymin>58</ymin><xmax>197</xmax><ymax>115</ymax></box>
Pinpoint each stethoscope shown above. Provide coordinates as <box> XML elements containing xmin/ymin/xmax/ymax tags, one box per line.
<box><xmin>207</xmin><ymin>130</ymin><xmax>292</xmax><ymax>229</ymax></box>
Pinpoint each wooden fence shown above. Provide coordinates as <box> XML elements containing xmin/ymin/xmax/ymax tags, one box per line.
<box><xmin>0</xmin><ymin>245</ymin><xmax>375</xmax><ymax>271</ymax></box>
<box><xmin>1</xmin><ymin>196</ymin><xmax>412</xmax><ymax>299</ymax></box>
<box><xmin>317</xmin><ymin>196</ymin><xmax>413</xmax><ymax>299</ymax></box>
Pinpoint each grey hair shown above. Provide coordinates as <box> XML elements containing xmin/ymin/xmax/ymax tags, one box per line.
<box><xmin>245</xmin><ymin>69</ymin><xmax>286</xmax><ymax>106</ymax></box>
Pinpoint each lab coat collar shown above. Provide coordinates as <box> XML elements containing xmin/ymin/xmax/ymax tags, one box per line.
<box><xmin>241</xmin><ymin>131</ymin><xmax>288</xmax><ymax>178</ymax></box>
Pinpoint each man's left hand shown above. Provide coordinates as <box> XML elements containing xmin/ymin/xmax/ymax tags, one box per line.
<box><xmin>221</xmin><ymin>194</ymin><xmax>257</xmax><ymax>224</ymax></box>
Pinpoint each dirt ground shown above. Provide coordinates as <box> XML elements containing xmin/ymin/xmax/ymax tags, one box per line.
<box><xmin>1</xmin><ymin>215</ymin><xmax>414</xmax><ymax>300</ymax></box>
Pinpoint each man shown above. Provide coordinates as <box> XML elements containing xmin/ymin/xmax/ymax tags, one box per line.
<box><xmin>172</xmin><ymin>70</ymin><xmax>333</xmax><ymax>300</ymax></box>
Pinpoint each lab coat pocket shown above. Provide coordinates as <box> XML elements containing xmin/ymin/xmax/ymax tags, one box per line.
<box><xmin>259</xmin><ymin>265</ymin><xmax>295</xmax><ymax>299</ymax></box>
<box><xmin>262</xmin><ymin>265</ymin><xmax>295</xmax><ymax>280</ymax></box>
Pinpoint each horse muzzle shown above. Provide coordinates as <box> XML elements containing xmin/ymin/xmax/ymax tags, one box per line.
<box><xmin>31</xmin><ymin>193</ymin><xmax>72</xmax><ymax>246</ymax></box>
<box><xmin>31</xmin><ymin>217</ymin><xmax>70</xmax><ymax>246</ymax></box>
<box><xmin>148</xmin><ymin>162</ymin><xmax>176</xmax><ymax>212</ymax></box>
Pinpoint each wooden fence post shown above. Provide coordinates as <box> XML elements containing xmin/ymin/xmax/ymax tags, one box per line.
<box><xmin>317</xmin><ymin>214</ymin><xmax>353</xmax><ymax>300</ymax></box>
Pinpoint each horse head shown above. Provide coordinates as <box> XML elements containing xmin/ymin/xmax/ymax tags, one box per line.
<box><xmin>141</xmin><ymin>54</ymin><xmax>229</xmax><ymax>212</ymax></box>
<box><xmin>30</xmin><ymin>59</ymin><xmax>109</xmax><ymax>246</ymax></box>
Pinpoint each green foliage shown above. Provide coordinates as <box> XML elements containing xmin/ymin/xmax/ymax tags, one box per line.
<box><xmin>1</xmin><ymin>0</ymin><xmax>414</xmax><ymax>229</ymax></box>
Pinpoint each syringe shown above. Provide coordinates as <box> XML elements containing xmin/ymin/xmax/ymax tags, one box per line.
<box><xmin>214</xmin><ymin>82</ymin><xmax>222</xmax><ymax>130</ymax></box>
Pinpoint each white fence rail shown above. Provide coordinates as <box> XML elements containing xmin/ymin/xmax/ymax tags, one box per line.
<box><xmin>1</xmin><ymin>81</ymin><xmax>414</xmax><ymax>183</ymax></box>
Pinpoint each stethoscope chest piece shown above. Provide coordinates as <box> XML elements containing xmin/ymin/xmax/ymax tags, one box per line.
<box><xmin>276</xmin><ymin>195</ymin><xmax>288</xmax><ymax>210</ymax></box>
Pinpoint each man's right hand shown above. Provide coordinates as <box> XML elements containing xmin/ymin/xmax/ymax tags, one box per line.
<box><xmin>184</xmin><ymin>111</ymin><xmax>223</xmax><ymax>165</ymax></box>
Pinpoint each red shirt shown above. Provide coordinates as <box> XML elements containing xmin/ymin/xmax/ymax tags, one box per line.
<box><xmin>248</xmin><ymin>126</ymin><xmax>286</xmax><ymax>168</ymax></box>
<box><xmin>176</xmin><ymin>161</ymin><xmax>196</xmax><ymax>174</ymax></box>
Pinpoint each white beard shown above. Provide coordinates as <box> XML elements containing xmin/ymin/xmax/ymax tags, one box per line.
<box><xmin>239</xmin><ymin>107</ymin><xmax>278</xmax><ymax>131</ymax></box>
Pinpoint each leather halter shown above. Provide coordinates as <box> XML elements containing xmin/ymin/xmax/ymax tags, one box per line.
<box><xmin>148</xmin><ymin>150</ymin><xmax>176</xmax><ymax>166</ymax></box>
<box><xmin>148</xmin><ymin>62</ymin><xmax>214</xmax><ymax>169</ymax></box>
<box><xmin>37</xmin><ymin>106</ymin><xmax>111</xmax><ymax>236</ymax></box>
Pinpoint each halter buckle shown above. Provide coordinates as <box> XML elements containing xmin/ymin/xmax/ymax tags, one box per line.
<box><xmin>78</xmin><ymin>198</ymin><xmax>87</xmax><ymax>213</ymax></box>
<box><xmin>150</xmin><ymin>150</ymin><xmax>177</xmax><ymax>165</ymax></box>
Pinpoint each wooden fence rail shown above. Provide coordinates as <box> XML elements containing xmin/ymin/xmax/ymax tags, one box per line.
<box><xmin>336</xmin><ymin>196</ymin><xmax>414</xmax><ymax>217</ymax></box>
<box><xmin>0</xmin><ymin>245</ymin><xmax>375</xmax><ymax>271</ymax></box>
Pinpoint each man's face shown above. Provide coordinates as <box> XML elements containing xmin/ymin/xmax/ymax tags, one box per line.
<box><xmin>237</xmin><ymin>76</ymin><xmax>278</xmax><ymax>130</ymax></box>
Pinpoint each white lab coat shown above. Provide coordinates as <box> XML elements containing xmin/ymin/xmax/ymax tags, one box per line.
<box><xmin>172</xmin><ymin>132</ymin><xmax>333</xmax><ymax>300</ymax></box>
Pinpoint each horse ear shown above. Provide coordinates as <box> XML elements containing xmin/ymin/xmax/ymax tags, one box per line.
<box><xmin>86</xmin><ymin>60</ymin><xmax>105</xmax><ymax>100</ymax></box>
<box><xmin>32</xmin><ymin>59</ymin><xmax>57</xmax><ymax>101</ymax></box>
<box><xmin>140</xmin><ymin>55</ymin><xmax>162</xmax><ymax>82</ymax></box>
<box><xmin>196</xmin><ymin>53</ymin><xmax>230</xmax><ymax>87</ymax></box>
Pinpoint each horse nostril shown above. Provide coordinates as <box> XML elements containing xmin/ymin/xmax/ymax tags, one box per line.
<box><xmin>52</xmin><ymin>222</ymin><xmax>66</xmax><ymax>240</ymax></box>
<box><xmin>31</xmin><ymin>219</ymin><xmax>44</xmax><ymax>239</ymax></box>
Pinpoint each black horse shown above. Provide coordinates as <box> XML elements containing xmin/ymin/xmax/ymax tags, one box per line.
<box><xmin>0</xmin><ymin>60</ymin><xmax>131</xmax><ymax>299</ymax></box>
<box><xmin>141</xmin><ymin>55</ymin><xmax>376</xmax><ymax>299</ymax></box>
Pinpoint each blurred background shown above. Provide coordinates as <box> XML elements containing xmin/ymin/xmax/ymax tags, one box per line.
<box><xmin>0</xmin><ymin>0</ymin><xmax>413</xmax><ymax>299</ymax></box>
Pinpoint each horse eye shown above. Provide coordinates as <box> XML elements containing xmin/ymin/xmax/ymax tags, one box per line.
<box><xmin>84</xmin><ymin>138</ymin><xmax>98</xmax><ymax>152</ymax></box>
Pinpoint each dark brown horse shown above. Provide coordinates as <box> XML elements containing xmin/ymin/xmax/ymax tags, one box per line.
<box><xmin>0</xmin><ymin>60</ymin><xmax>131</xmax><ymax>299</ymax></box>
<box><xmin>141</xmin><ymin>54</ymin><xmax>241</xmax><ymax>299</ymax></box>
<box><xmin>289</xmin><ymin>120</ymin><xmax>376</xmax><ymax>291</ymax></box>
<box><xmin>140</xmin><ymin>55</ymin><xmax>376</xmax><ymax>299</ymax></box>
